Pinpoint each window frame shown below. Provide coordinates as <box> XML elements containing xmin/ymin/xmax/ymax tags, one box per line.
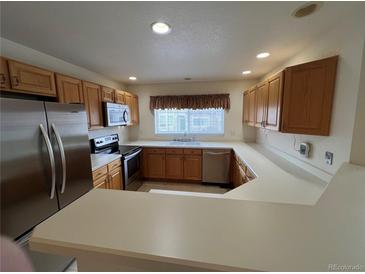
<box><xmin>154</xmin><ymin>108</ymin><xmax>225</xmax><ymax>136</ymax></box>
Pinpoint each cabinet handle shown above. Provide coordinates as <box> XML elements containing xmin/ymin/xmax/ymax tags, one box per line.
<box><xmin>12</xmin><ymin>76</ymin><xmax>19</xmax><ymax>86</ymax></box>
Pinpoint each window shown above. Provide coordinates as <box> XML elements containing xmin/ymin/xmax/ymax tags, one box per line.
<box><xmin>154</xmin><ymin>108</ymin><xmax>224</xmax><ymax>135</ymax></box>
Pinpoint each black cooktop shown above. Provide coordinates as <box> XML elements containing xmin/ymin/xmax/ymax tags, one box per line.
<box><xmin>118</xmin><ymin>145</ymin><xmax>141</xmax><ymax>156</ymax></box>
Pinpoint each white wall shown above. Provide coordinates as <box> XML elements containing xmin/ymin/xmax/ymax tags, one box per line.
<box><xmin>350</xmin><ymin>38</ymin><xmax>365</xmax><ymax>166</ymax></box>
<box><xmin>0</xmin><ymin>37</ymin><xmax>130</xmax><ymax>141</ymax></box>
<box><xmin>256</xmin><ymin>12</ymin><xmax>365</xmax><ymax>175</ymax></box>
<box><xmin>126</xmin><ymin>80</ymin><xmax>257</xmax><ymax>142</ymax></box>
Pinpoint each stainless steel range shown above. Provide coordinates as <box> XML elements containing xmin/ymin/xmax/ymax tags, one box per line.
<box><xmin>90</xmin><ymin>134</ymin><xmax>142</xmax><ymax>191</ymax></box>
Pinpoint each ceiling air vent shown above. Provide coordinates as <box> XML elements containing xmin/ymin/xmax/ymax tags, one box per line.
<box><xmin>292</xmin><ymin>2</ymin><xmax>321</xmax><ymax>18</ymax></box>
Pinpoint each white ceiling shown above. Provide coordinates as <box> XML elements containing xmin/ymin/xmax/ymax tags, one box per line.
<box><xmin>0</xmin><ymin>2</ymin><xmax>362</xmax><ymax>84</ymax></box>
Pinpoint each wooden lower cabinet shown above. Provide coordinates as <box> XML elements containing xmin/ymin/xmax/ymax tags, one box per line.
<box><xmin>183</xmin><ymin>155</ymin><xmax>202</xmax><ymax>181</ymax></box>
<box><xmin>146</xmin><ymin>153</ymin><xmax>166</xmax><ymax>179</ymax></box>
<box><xmin>108</xmin><ymin>167</ymin><xmax>122</xmax><ymax>190</ymax></box>
<box><xmin>143</xmin><ymin>148</ymin><xmax>202</xmax><ymax>181</ymax></box>
<box><xmin>94</xmin><ymin>175</ymin><xmax>108</xmax><ymax>189</ymax></box>
<box><xmin>92</xmin><ymin>159</ymin><xmax>123</xmax><ymax>190</ymax></box>
<box><xmin>165</xmin><ymin>154</ymin><xmax>184</xmax><ymax>179</ymax></box>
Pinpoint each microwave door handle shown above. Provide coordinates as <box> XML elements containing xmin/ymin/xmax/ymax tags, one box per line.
<box><xmin>51</xmin><ymin>123</ymin><xmax>67</xmax><ymax>194</ymax></box>
<box><xmin>124</xmin><ymin>148</ymin><xmax>142</xmax><ymax>161</ymax></box>
<box><xmin>39</xmin><ymin>124</ymin><xmax>56</xmax><ymax>199</ymax></box>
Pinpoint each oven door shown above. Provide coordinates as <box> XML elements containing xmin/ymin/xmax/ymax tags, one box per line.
<box><xmin>105</xmin><ymin>105</ymin><xmax>127</xmax><ymax>126</ymax></box>
<box><xmin>123</xmin><ymin>148</ymin><xmax>142</xmax><ymax>191</ymax></box>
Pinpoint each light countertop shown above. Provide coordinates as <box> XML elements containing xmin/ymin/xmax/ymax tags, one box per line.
<box><xmin>30</xmin><ymin>163</ymin><xmax>365</xmax><ymax>271</ymax></box>
<box><xmin>126</xmin><ymin>140</ymin><xmax>328</xmax><ymax>205</ymax></box>
<box><xmin>90</xmin><ymin>154</ymin><xmax>122</xmax><ymax>171</ymax></box>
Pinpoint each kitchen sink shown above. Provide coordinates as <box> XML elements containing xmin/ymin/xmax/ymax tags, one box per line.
<box><xmin>169</xmin><ymin>141</ymin><xmax>201</xmax><ymax>146</ymax></box>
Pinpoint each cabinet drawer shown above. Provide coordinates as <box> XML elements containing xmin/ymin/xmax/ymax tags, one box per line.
<box><xmin>93</xmin><ymin>174</ymin><xmax>108</xmax><ymax>188</ymax></box>
<box><xmin>92</xmin><ymin>165</ymin><xmax>108</xmax><ymax>180</ymax></box>
<box><xmin>183</xmin><ymin>149</ymin><xmax>202</xmax><ymax>155</ymax></box>
<box><xmin>144</xmin><ymin>148</ymin><xmax>166</xmax><ymax>154</ymax></box>
<box><xmin>166</xmin><ymin>148</ymin><xmax>183</xmax><ymax>155</ymax></box>
<box><xmin>107</xmin><ymin>158</ymin><xmax>121</xmax><ymax>171</ymax></box>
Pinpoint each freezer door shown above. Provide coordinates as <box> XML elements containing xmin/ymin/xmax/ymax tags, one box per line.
<box><xmin>0</xmin><ymin>98</ymin><xmax>59</xmax><ymax>239</ymax></box>
<box><xmin>45</xmin><ymin>102</ymin><xmax>93</xmax><ymax>208</ymax></box>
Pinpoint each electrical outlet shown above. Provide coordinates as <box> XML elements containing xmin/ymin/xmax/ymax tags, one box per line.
<box><xmin>325</xmin><ymin>151</ymin><xmax>333</xmax><ymax>165</ymax></box>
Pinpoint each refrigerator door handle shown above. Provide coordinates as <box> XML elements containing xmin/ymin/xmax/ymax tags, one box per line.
<box><xmin>51</xmin><ymin>123</ymin><xmax>67</xmax><ymax>194</ymax></box>
<box><xmin>39</xmin><ymin>124</ymin><xmax>56</xmax><ymax>199</ymax></box>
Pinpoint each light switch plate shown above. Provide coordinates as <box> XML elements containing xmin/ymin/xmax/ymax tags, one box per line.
<box><xmin>325</xmin><ymin>151</ymin><xmax>333</xmax><ymax>165</ymax></box>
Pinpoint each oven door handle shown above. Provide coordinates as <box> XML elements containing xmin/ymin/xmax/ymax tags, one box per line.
<box><xmin>124</xmin><ymin>148</ymin><xmax>142</xmax><ymax>161</ymax></box>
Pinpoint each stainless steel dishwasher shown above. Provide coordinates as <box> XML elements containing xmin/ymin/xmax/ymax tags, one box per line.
<box><xmin>203</xmin><ymin>149</ymin><xmax>231</xmax><ymax>184</ymax></box>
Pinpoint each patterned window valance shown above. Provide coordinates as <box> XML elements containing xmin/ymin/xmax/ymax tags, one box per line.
<box><xmin>149</xmin><ymin>94</ymin><xmax>230</xmax><ymax>110</ymax></box>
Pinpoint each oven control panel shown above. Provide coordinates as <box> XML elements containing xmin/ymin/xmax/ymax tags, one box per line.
<box><xmin>93</xmin><ymin>134</ymin><xmax>119</xmax><ymax>148</ymax></box>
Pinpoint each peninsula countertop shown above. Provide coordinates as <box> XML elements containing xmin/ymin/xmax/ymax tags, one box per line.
<box><xmin>29</xmin><ymin>163</ymin><xmax>365</xmax><ymax>271</ymax></box>
<box><xmin>125</xmin><ymin>140</ymin><xmax>328</xmax><ymax>205</ymax></box>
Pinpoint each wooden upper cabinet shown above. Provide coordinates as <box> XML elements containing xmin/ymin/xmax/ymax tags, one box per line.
<box><xmin>281</xmin><ymin>56</ymin><xmax>338</xmax><ymax>136</ymax></box>
<box><xmin>101</xmin><ymin>86</ymin><xmax>115</xmax><ymax>102</ymax></box>
<box><xmin>7</xmin><ymin>60</ymin><xmax>56</xmax><ymax>96</ymax></box>
<box><xmin>183</xmin><ymin>155</ymin><xmax>202</xmax><ymax>180</ymax></box>
<box><xmin>165</xmin><ymin>154</ymin><xmax>184</xmax><ymax>179</ymax></box>
<box><xmin>247</xmin><ymin>87</ymin><xmax>256</xmax><ymax>126</ymax></box>
<box><xmin>82</xmin><ymin>81</ymin><xmax>103</xmax><ymax>128</ymax></box>
<box><xmin>254</xmin><ymin>82</ymin><xmax>268</xmax><ymax>127</ymax></box>
<box><xmin>56</xmin><ymin>74</ymin><xmax>83</xmax><ymax>104</ymax></box>
<box><xmin>124</xmin><ymin>92</ymin><xmax>139</xmax><ymax>126</ymax></box>
<box><xmin>0</xmin><ymin>57</ymin><xmax>11</xmax><ymax>90</ymax></box>
<box><xmin>131</xmin><ymin>94</ymin><xmax>139</xmax><ymax>125</ymax></box>
<box><xmin>243</xmin><ymin>91</ymin><xmax>250</xmax><ymax>123</ymax></box>
<box><xmin>114</xmin><ymin>90</ymin><xmax>125</xmax><ymax>104</ymax></box>
<box><xmin>264</xmin><ymin>72</ymin><xmax>283</xmax><ymax>130</ymax></box>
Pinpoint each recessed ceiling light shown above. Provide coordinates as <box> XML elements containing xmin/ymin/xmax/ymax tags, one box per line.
<box><xmin>151</xmin><ymin>22</ymin><xmax>171</xmax><ymax>35</ymax></box>
<box><xmin>184</xmin><ymin>77</ymin><xmax>191</xmax><ymax>81</ymax></box>
<box><xmin>129</xmin><ymin>76</ymin><xmax>137</xmax><ymax>81</ymax></box>
<box><xmin>292</xmin><ymin>2</ymin><xmax>321</xmax><ymax>18</ymax></box>
<box><xmin>256</xmin><ymin>52</ymin><xmax>270</xmax><ymax>59</ymax></box>
<box><xmin>242</xmin><ymin>70</ymin><xmax>252</xmax><ymax>75</ymax></box>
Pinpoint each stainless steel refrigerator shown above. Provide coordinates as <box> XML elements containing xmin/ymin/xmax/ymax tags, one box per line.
<box><xmin>0</xmin><ymin>97</ymin><xmax>93</xmax><ymax>271</ymax></box>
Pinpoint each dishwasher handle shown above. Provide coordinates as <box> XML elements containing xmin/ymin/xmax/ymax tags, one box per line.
<box><xmin>203</xmin><ymin>151</ymin><xmax>231</xmax><ymax>156</ymax></box>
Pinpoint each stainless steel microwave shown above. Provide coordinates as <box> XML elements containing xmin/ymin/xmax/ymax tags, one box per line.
<box><xmin>103</xmin><ymin>102</ymin><xmax>130</xmax><ymax>126</ymax></box>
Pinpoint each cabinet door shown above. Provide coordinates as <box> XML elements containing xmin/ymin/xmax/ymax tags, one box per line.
<box><xmin>0</xmin><ymin>57</ymin><xmax>10</xmax><ymax>90</ymax></box>
<box><xmin>131</xmin><ymin>95</ymin><xmax>139</xmax><ymax>125</ymax></box>
<box><xmin>94</xmin><ymin>175</ymin><xmax>108</xmax><ymax>189</ymax></box>
<box><xmin>243</xmin><ymin>91</ymin><xmax>250</xmax><ymax>124</ymax></box>
<box><xmin>255</xmin><ymin>82</ymin><xmax>268</xmax><ymax>127</ymax></box>
<box><xmin>101</xmin><ymin>86</ymin><xmax>115</xmax><ymax>102</ymax></box>
<box><xmin>115</xmin><ymin>90</ymin><xmax>125</xmax><ymax>104</ymax></box>
<box><xmin>264</xmin><ymin>72</ymin><xmax>283</xmax><ymax>131</ymax></box>
<box><xmin>281</xmin><ymin>56</ymin><xmax>338</xmax><ymax>136</ymax></box>
<box><xmin>108</xmin><ymin>167</ymin><xmax>122</xmax><ymax>190</ymax></box>
<box><xmin>165</xmin><ymin>154</ymin><xmax>184</xmax><ymax>179</ymax></box>
<box><xmin>56</xmin><ymin>74</ymin><xmax>83</xmax><ymax>104</ymax></box>
<box><xmin>146</xmin><ymin>153</ymin><xmax>165</xmax><ymax>179</ymax></box>
<box><xmin>82</xmin><ymin>81</ymin><xmax>103</xmax><ymax>128</ymax></box>
<box><xmin>7</xmin><ymin>60</ymin><xmax>56</xmax><ymax>96</ymax></box>
<box><xmin>247</xmin><ymin>87</ymin><xmax>256</xmax><ymax>126</ymax></box>
<box><xmin>124</xmin><ymin>93</ymin><xmax>134</xmax><ymax>125</ymax></box>
<box><xmin>183</xmin><ymin>156</ymin><xmax>202</xmax><ymax>181</ymax></box>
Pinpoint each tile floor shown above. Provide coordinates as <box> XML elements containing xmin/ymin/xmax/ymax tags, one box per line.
<box><xmin>137</xmin><ymin>181</ymin><xmax>229</xmax><ymax>194</ymax></box>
